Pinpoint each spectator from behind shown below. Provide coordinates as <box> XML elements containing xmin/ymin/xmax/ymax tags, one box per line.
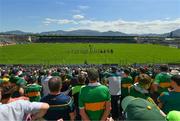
<box><xmin>107</xmin><ymin>66</ymin><xmax>121</xmax><ymax>120</ymax></box>
<box><xmin>41</xmin><ymin>70</ymin><xmax>52</xmax><ymax>96</ymax></box>
<box><xmin>72</xmin><ymin>74</ymin><xmax>86</xmax><ymax>120</ymax></box>
<box><xmin>25</xmin><ymin>75</ymin><xmax>42</xmax><ymax>102</ymax></box>
<box><xmin>41</xmin><ymin>77</ymin><xmax>75</xmax><ymax>121</ymax></box>
<box><xmin>134</xmin><ymin>67</ymin><xmax>146</xmax><ymax>83</ymax></box>
<box><xmin>0</xmin><ymin>85</ymin><xmax>49</xmax><ymax>121</ymax></box>
<box><xmin>129</xmin><ymin>74</ymin><xmax>152</xmax><ymax>99</ymax></box>
<box><xmin>158</xmin><ymin>75</ymin><xmax>180</xmax><ymax>114</ymax></box>
<box><xmin>0</xmin><ymin>83</ymin><xmax>28</xmax><ymax>104</ymax></box>
<box><xmin>152</xmin><ymin>65</ymin><xmax>171</xmax><ymax>97</ymax></box>
<box><xmin>9</xmin><ymin>76</ymin><xmax>27</xmax><ymax>98</ymax></box>
<box><xmin>79</xmin><ymin>68</ymin><xmax>111</xmax><ymax>121</ymax></box>
<box><xmin>121</xmin><ymin>69</ymin><xmax>133</xmax><ymax>99</ymax></box>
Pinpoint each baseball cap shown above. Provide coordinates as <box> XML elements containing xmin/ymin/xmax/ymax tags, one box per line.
<box><xmin>166</xmin><ymin>111</ymin><xmax>180</xmax><ymax>121</ymax></box>
<box><xmin>121</xmin><ymin>96</ymin><xmax>166</xmax><ymax>120</ymax></box>
<box><xmin>9</xmin><ymin>76</ymin><xmax>27</xmax><ymax>87</ymax></box>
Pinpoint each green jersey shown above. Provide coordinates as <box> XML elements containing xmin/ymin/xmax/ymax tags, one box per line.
<box><xmin>154</xmin><ymin>72</ymin><xmax>171</xmax><ymax>94</ymax></box>
<box><xmin>158</xmin><ymin>91</ymin><xmax>180</xmax><ymax>114</ymax></box>
<box><xmin>121</xmin><ymin>76</ymin><xmax>133</xmax><ymax>97</ymax></box>
<box><xmin>72</xmin><ymin>85</ymin><xmax>85</xmax><ymax>95</ymax></box>
<box><xmin>25</xmin><ymin>83</ymin><xmax>42</xmax><ymax>102</ymax></box>
<box><xmin>79</xmin><ymin>83</ymin><xmax>111</xmax><ymax>120</ymax></box>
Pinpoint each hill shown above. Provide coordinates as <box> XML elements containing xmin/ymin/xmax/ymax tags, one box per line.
<box><xmin>1</xmin><ymin>29</ymin><xmax>180</xmax><ymax>37</ymax></box>
<box><xmin>0</xmin><ymin>30</ymin><xmax>31</xmax><ymax>35</ymax></box>
<box><xmin>171</xmin><ymin>29</ymin><xmax>180</xmax><ymax>37</ymax></box>
<box><xmin>40</xmin><ymin>30</ymin><xmax>127</xmax><ymax>36</ymax></box>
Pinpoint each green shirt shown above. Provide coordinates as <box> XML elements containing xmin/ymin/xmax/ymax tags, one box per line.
<box><xmin>158</xmin><ymin>91</ymin><xmax>180</xmax><ymax>114</ymax></box>
<box><xmin>25</xmin><ymin>83</ymin><xmax>42</xmax><ymax>102</ymax></box>
<box><xmin>79</xmin><ymin>83</ymin><xmax>111</xmax><ymax>121</ymax></box>
<box><xmin>72</xmin><ymin>85</ymin><xmax>85</xmax><ymax>95</ymax></box>
<box><xmin>121</xmin><ymin>76</ymin><xmax>133</xmax><ymax>97</ymax></box>
<box><xmin>154</xmin><ymin>72</ymin><xmax>171</xmax><ymax>94</ymax></box>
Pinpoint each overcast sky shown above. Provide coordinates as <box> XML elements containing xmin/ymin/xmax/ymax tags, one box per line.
<box><xmin>0</xmin><ymin>0</ymin><xmax>180</xmax><ymax>34</ymax></box>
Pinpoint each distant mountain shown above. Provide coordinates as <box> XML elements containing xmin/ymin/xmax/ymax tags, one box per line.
<box><xmin>101</xmin><ymin>31</ymin><xmax>127</xmax><ymax>36</ymax></box>
<box><xmin>40</xmin><ymin>30</ymin><xmax>66</xmax><ymax>35</ymax></box>
<box><xmin>66</xmin><ymin>30</ymin><xmax>101</xmax><ymax>36</ymax></box>
<box><xmin>40</xmin><ymin>30</ymin><xmax>127</xmax><ymax>36</ymax></box>
<box><xmin>0</xmin><ymin>30</ymin><xmax>30</xmax><ymax>35</ymax></box>
<box><xmin>131</xmin><ymin>29</ymin><xmax>180</xmax><ymax>37</ymax></box>
<box><xmin>1</xmin><ymin>29</ymin><xmax>180</xmax><ymax>37</ymax></box>
<box><xmin>171</xmin><ymin>29</ymin><xmax>180</xmax><ymax>37</ymax></box>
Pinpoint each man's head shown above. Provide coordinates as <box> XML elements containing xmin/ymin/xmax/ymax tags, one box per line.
<box><xmin>48</xmin><ymin>77</ymin><xmax>62</xmax><ymax>93</ymax></box>
<box><xmin>0</xmin><ymin>84</ymin><xmax>16</xmax><ymax>102</ymax></box>
<box><xmin>111</xmin><ymin>66</ymin><xmax>118</xmax><ymax>73</ymax></box>
<box><xmin>123</xmin><ymin>69</ymin><xmax>130</xmax><ymax>77</ymax></box>
<box><xmin>78</xmin><ymin>75</ymin><xmax>86</xmax><ymax>84</ymax></box>
<box><xmin>26</xmin><ymin>75</ymin><xmax>37</xmax><ymax>84</ymax></box>
<box><xmin>171</xmin><ymin>75</ymin><xmax>180</xmax><ymax>88</ymax></box>
<box><xmin>160</xmin><ymin>64</ymin><xmax>169</xmax><ymax>72</ymax></box>
<box><xmin>139</xmin><ymin>67</ymin><xmax>146</xmax><ymax>74</ymax></box>
<box><xmin>87</xmin><ymin>68</ymin><xmax>99</xmax><ymax>82</ymax></box>
<box><xmin>47</xmin><ymin>70</ymin><xmax>52</xmax><ymax>76</ymax></box>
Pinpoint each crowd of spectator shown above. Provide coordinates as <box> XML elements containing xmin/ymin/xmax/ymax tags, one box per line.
<box><xmin>0</xmin><ymin>64</ymin><xmax>180</xmax><ymax>121</ymax></box>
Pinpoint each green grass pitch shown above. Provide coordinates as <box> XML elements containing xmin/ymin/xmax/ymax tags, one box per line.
<box><xmin>0</xmin><ymin>43</ymin><xmax>180</xmax><ymax>65</ymax></box>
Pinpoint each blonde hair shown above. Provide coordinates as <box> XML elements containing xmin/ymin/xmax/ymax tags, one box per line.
<box><xmin>138</xmin><ymin>74</ymin><xmax>152</xmax><ymax>86</ymax></box>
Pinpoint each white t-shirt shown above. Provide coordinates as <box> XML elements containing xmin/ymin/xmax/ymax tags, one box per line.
<box><xmin>41</xmin><ymin>76</ymin><xmax>52</xmax><ymax>96</ymax></box>
<box><xmin>108</xmin><ymin>73</ymin><xmax>121</xmax><ymax>95</ymax></box>
<box><xmin>0</xmin><ymin>100</ymin><xmax>43</xmax><ymax>121</ymax></box>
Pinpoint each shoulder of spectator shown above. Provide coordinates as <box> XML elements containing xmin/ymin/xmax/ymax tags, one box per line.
<box><xmin>38</xmin><ymin>102</ymin><xmax>49</xmax><ymax>110</ymax></box>
<box><xmin>158</xmin><ymin>92</ymin><xmax>169</xmax><ymax>102</ymax></box>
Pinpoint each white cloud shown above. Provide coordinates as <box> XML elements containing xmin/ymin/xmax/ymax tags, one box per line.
<box><xmin>43</xmin><ymin>18</ymin><xmax>180</xmax><ymax>34</ymax></box>
<box><xmin>43</xmin><ymin>18</ymin><xmax>76</xmax><ymax>25</ymax></box>
<box><xmin>165</xmin><ymin>17</ymin><xmax>170</xmax><ymax>20</ymax></box>
<box><xmin>73</xmin><ymin>15</ymin><xmax>85</xmax><ymax>20</ymax></box>
<box><xmin>78</xmin><ymin>5</ymin><xmax>89</xmax><ymax>10</ymax></box>
<box><xmin>73</xmin><ymin>19</ymin><xmax>180</xmax><ymax>34</ymax></box>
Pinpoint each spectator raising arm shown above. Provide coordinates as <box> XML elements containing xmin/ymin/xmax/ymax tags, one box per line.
<box><xmin>31</xmin><ymin>102</ymin><xmax>49</xmax><ymax>120</ymax></box>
